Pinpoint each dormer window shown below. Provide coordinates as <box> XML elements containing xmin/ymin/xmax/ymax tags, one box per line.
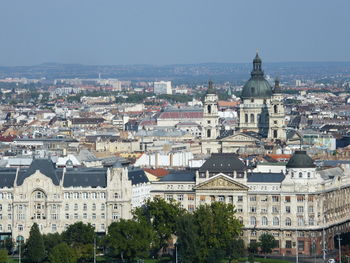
<box><xmin>299</xmin><ymin>172</ymin><xmax>303</xmax><ymax>178</ymax></box>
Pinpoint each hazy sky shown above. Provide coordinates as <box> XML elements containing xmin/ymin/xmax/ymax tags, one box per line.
<box><xmin>0</xmin><ymin>0</ymin><xmax>349</xmax><ymax>66</ymax></box>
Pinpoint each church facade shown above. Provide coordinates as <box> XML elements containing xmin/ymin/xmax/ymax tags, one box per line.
<box><xmin>201</xmin><ymin>53</ymin><xmax>286</xmax><ymax>154</ymax></box>
<box><xmin>239</xmin><ymin>53</ymin><xmax>286</xmax><ymax>141</ymax></box>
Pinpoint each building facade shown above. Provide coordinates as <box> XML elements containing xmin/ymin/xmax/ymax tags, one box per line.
<box><xmin>151</xmin><ymin>152</ymin><xmax>350</xmax><ymax>256</ymax></box>
<box><xmin>0</xmin><ymin>159</ymin><xmax>133</xmax><ymax>241</ymax></box>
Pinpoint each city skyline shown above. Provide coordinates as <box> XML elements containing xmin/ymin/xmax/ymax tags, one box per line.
<box><xmin>0</xmin><ymin>0</ymin><xmax>349</xmax><ymax>66</ymax></box>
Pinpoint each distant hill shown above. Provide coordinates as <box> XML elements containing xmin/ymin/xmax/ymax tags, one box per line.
<box><xmin>0</xmin><ymin>62</ymin><xmax>350</xmax><ymax>84</ymax></box>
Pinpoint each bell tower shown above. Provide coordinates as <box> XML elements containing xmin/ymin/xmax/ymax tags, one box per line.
<box><xmin>202</xmin><ymin>81</ymin><xmax>219</xmax><ymax>140</ymax></box>
<box><xmin>268</xmin><ymin>78</ymin><xmax>286</xmax><ymax>140</ymax></box>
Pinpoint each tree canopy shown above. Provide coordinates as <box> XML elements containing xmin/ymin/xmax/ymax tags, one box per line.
<box><xmin>133</xmin><ymin>197</ymin><xmax>184</xmax><ymax>255</ymax></box>
<box><xmin>259</xmin><ymin>233</ymin><xmax>277</xmax><ymax>255</ymax></box>
<box><xmin>48</xmin><ymin>242</ymin><xmax>77</xmax><ymax>263</ymax></box>
<box><xmin>177</xmin><ymin>202</ymin><xmax>242</xmax><ymax>263</ymax></box>
<box><xmin>26</xmin><ymin>223</ymin><xmax>46</xmax><ymax>263</ymax></box>
<box><xmin>106</xmin><ymin>219</ymin><xmax>153</xmax><ymax>262</ymax></box>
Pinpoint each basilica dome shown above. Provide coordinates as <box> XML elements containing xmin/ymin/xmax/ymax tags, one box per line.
<box><xmin>241</xmin><ymin>53</ymin><xmax>273</xmax><ymax>99</ymax></box>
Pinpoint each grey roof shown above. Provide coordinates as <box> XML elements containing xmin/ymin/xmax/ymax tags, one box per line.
<box><xmin>247</xmin><ymin>172</ymin><xmax>285</xmax><ymax>183</ymax></box>
<box><xmin>17</xmin><ymin>159</ymin><xmax>61</xmax><ymax>186</ymax></box>
<box><xmin>159</xmin><ymin>171</ymin><xmax>195</xmax><ymax>182</ymax></box>
<box><xmin>199</xmin><ymin>153</ymin><xmax>247</xmax><ymax>173</ymax></box>
<box><xmin>286</xmin><ymin>151</ymin><xmax>316</xmax><ymax>168</ymax></box>
<box><xmin>0</xmin><ymin>159</ymin><xmax>110</xmax><ymax>188</ymax></box>
<box><xmin>63</xmin><ymin>168</ymin><xmax>107</xmax><ymax>187</ymax></box>
<box><xmin>0</xmin><ymin>168</ymin><xmax>17</xmax><ymax>188</ymax></box>
<box><xmin>128</xmin><ymin>169</ymin><xmax>149</xmax><ymax>185</ymax></box>
<box><xmin>318</xmin><ymin>167</ymin><xmax>344</xmax><ymax>180</ymax></box>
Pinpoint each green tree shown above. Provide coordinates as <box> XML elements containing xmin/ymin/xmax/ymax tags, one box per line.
<box><xmin>176</xmin><ymin>202</ymin><xmax>242</xmax><ymax>263</ymax></box>
<box><xmin>62</xmin><ymin>222</ymin><xmax>95</xmax><ymax>246</ymax></box>
<box><xmin>259</xmin><ymin>233</ymin><xmax>277</xmax><ymax>256</ymax></box>
<box><xmin>62</xmin><ymin>222</ymin><xmax>95</xmax><ymax>263</ymax></box>
<box><xmin>248</xmin><ymin>241</ymin><xmax>259</xmax><ymax>255</ymax></box>
<box><xmin>176</xmin><ymin>214</ymin><xmax>201</xmax><ymax>263</ymax></box>
<box><xmin>194</xmin><ymin>202</ymin><xmax>242</xmax><ymax>262</ymax></box>
<box><xmin>226</xmin><ymin>238</ymin><xmax>245</xmax><ymax>263</ymax></box>
<box><xmin>106</xmin><ymin>219</ymin><xmax>153</xmax><ymax>262</ymax></box>
<box><xmin>4</xmin><ymin>237</ymin><xmax>13</xmax><ymax>254</ymax></box>
<box><xmin>26</xmin><ymin>223</ymin><xmax>46</xmax><ymax>263</ymax></box>
<box><xmin>0</xmin><ymin>249</ymin><xmax>8</xmax><ymax>263</ymax></box>
<box><xmin>42</xmin><ymin>233</ymin><xmax>63</xmax><ymax>255</ymax></box>
<box><xmin>133</xmin><ymin>197</ymin><xmax>184</xmax><ymax>256</ymax></box>
<box><xmin>48</xmin><ymin>242</ymin><xmax>77</xmax><ymax>263</ymax></box>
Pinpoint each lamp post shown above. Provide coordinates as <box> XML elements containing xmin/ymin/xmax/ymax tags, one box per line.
<box><xmin>296</xmin><ymin>228</ymin><xmax>298</xmax><ymax>263</ymax></box>
<box><xmin>337</xmin><ymin>233</ymin><xmax>342</xmax><ymax>263</ymax></box>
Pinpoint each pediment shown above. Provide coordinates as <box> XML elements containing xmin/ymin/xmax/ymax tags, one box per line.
<box><xmin>194</xmin><ymin>174</ymin><xmax>248</xmax><ymax>191</ymax></box>
<box><xmin>220</xmin><ymin>133</ymin><xmax>258</xmax><ymax>142</ymax></box>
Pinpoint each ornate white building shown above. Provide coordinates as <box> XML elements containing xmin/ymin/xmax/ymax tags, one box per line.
<box><xmin>151</xmin><ymin>151</ymin><xmax>350</xmax><ymax>256</ymax></box>
<box><xmin>0</xmin><ymin>159</ymin><xmax>150</xmax><ymax>241</ymax></box>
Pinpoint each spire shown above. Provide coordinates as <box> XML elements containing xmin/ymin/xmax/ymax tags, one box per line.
<box><xmin>251</xmin><ymin>51</ymin><xmax>264</xmax><ymax>78</ymax></box>
<box><xmin>207</xmin><ymin>80</ymin><xmax>215</xmax><ymax>94</ymax></box>
<box><xmin>274</xmin><ymin>77</ymin><xmax>282</xmax><ymax>93</ymax></box>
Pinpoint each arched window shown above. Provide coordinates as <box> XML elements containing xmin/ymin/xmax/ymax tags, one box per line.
<box><xmin>250</xmin><ymin>114</ymin><xmax>255</xmax><ymax>123</ymax></box>
<box><xmin>285</xmin><ymin>217</ymin><xmax>292</xmax><ymax>226</ymax></box>
<box><xmin>207</xmin><ymin>129</ymin><xmax>211</xmax><ymax>138</ymax></box>
<box><xmin>299</xmin><ymin>172</ymin><xmax>303</xmax><ymax>178</ymax></box>
<box><xmin>273</xmin><ymin>217</ymin><xmax>279</xmax><ymax>226</ymax></box>
<box><xmin>245</xmin><ymin>114</ymin><xmax>248</xmax><ymax>123</ymax></box>
<box><xmin>250</xmin><ymin>216</ymin><xmax>256</xmax><ymax>226</ymax></box>
<box><xmin>207</xmin><ymin>104</ymin><xmax>212</xmax><ymax>114</ymax></box>
<box><xmin>274</xmin><ymin>104</ymin><xmax>278</xmax><ymax>114</ymax></box>
<box><xmin>262</xmin><ymin>216</ymin><xmax>268</xmax><ymax>226</ymax></box>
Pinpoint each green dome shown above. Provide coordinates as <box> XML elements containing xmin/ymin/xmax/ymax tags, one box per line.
<box><xmin>241</xmin><ymin>53</ymin><xmax>273</xmax><ymax>99</ymax></box>
<box><xmin>286</xmin><ymin>151</ymin><xmax>316</xmax><ymax>168</ymax></box>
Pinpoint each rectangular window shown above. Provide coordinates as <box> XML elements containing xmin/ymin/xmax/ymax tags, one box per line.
<box><xmin>83</xmin><ymin>213</ymin><xmax>87</xmax><ymax>219</ymax></box>
<box><xmin>286</xmin><ymin>241</ymin><xmax>292</xmax><ymax>248</ymax></box>
<box><xmin>286</xmin><ymin>206</ymin><xmax>291</xmax><ymax>213</ymax></box>
<box><xmin>308</xmin><ymin>195</ymin><xmax>314</xmax><ymax>202</ymax></box>
<box><xmin>285</xmin><ymin>196</ymin><xmax>291</xmax><ymax>202</ymax></box>
<box><xmin>261</xmin><ymin>196</ymin><xmax>268</xmax><ymax>202</ymax></box>
<box><xmin>74</xmin><ymin>213</ymin><xmax>78</xmax><ymax>219</ymax></box>
<box><xmin>188</xmin><ymin>194</ymin><xmax>195</xmax><ymax>201</ymax></box>
<box><xmin>237</xmin><ymin>206</ymin><xmax>243</xmax><ymax>213</ymax></box>
<box><xmin>166</xmin><ymin>195</ymin><xmax>173</xmax><ymax>201</ymax></box>
<box><xmin>297</xmin><ymin>195</ymin><xmax>305</xmax><ymax>202</ymax></box>
<box><xmin>112</xmin><ymin>213</ymin><xmax>118</xmax><ymax>220</ymax></box>
<box><xmin>65</xmin><ymin>214</ymin><xmax>69</xmax><ymax>219</ymax></box>
<box><xmin>188</xmin><ymin>205</ymin><xmax>195</xmax><ymax>212</ymax></box>
<box><xmin>200</xmin><ymin>195</ymin><xmax>206</xmax><ymax>202</ymax></box>
<box><xmin>177</xmin><ymin>195</ymin><xmax>184</xmax><ymax>201</ymax></box>
<box><xmin>250</xmin><ymin>206</ymin><xmax>256</xmax><ymax>213</ymax></box>
<box><xmin>298</xmin><ymin>241</ymin><xmax>305</xmax><ymax>251</ymax></box>
<box><xmin>250</xmin><ymin>195</ymin><xmax>257</xmax><ymax>202</ymax></box>
<box><xmin>297</xmin><ymin>206</ymin><xmax>304</xmax><ymax>213</ymax></box>
<box><xmin>272</xmin><ymin>196</ymin><xmax>279</xmax><ymax>202</ymax></box>
<box><xmin>272</xmin><ymin>206</ymin><xmax>279</xmax><ymax>213</ymax></box>
<box><xmin>237</xmin><ymin>196</ymin><xmax>243</xmax><ymax>202</ymax></box>
<box><xmin>52</xmin><ymin>224</ymin><xmax>57</xmax><ymax>232</ymax></box>
<box><xmin>308</xmin><ymin>206</ymin><xmax>314</xmax><ymax>213</ymax></box>
<box><xmin>218</xmin><ymin>196</ymin><xmax>225</xmax><ymax>202</ymax></box>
